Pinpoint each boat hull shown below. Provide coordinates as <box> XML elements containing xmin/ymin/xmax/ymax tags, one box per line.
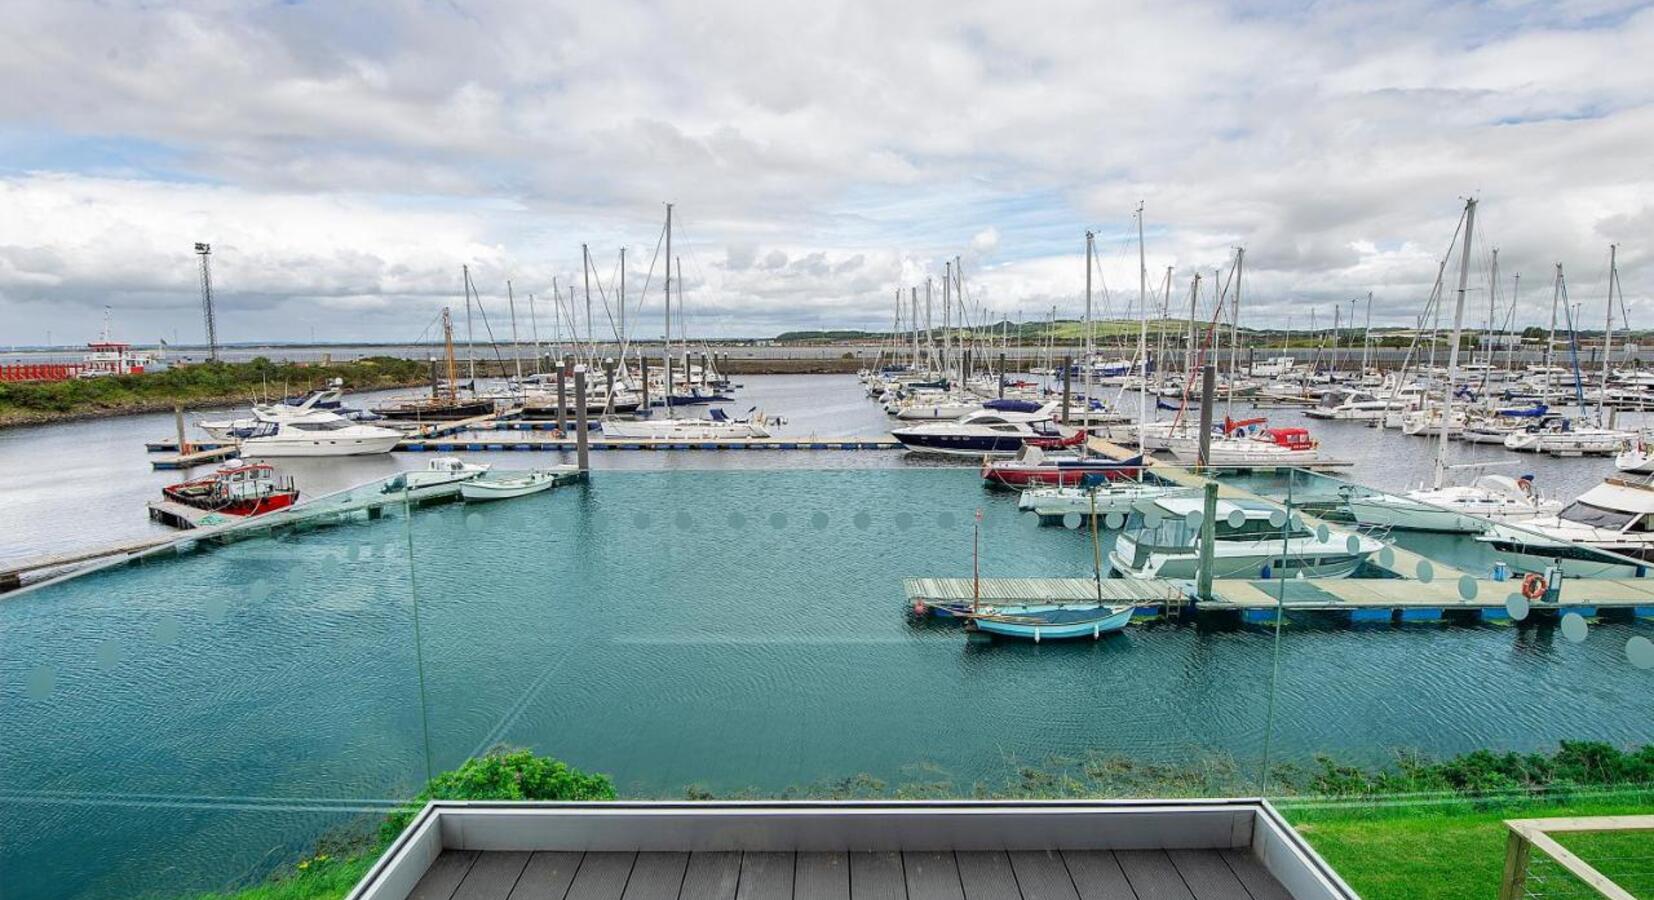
<box><xmin>460</xmin><ymin>477</ymin><xmax>557</xmax><ymax>501</ymax></box>
<box><xmin>967</xmin><ymin>605</ymin><xmax>1134</xmax><ymax>641</ymax></box>
<box><xmin>240</xmin><ymin>434</ymin><xmax>403</xmax><ymax>457</ymax></box>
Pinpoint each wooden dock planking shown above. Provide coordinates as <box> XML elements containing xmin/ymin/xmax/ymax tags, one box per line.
<box><xmin>150</xmin><ymin>443</ymin><xmax>241</xmax><ymax>470</ymax></box>
<box><xmin>903</xmin><ymin>577</ymin><xmax>1184</xmax><ymax>606</ymax></box>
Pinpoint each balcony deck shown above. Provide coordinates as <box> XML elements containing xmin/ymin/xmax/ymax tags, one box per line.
<box><xmin>409</xmin><ymin>846</ymin><xmax>1291</xmax><ymax>900</ymax></box>
<box><xmin>349</xmin><ymin>801</ymin><xmax>1354</xmax><ymax>900</ymax></box>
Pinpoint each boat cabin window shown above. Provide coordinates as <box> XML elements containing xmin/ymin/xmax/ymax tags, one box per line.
<box><xmin>1557</xmin><ymin>500</ymin><xmax>1639</xmax><ymax>531</ymax></box>
<box><xmin>287</xmin><ymin>420</ymin><xmax>352</xmax><ymax>432</ymax></box>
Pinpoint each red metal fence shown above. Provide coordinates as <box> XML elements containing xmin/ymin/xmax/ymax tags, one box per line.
<box><xmin>0</xmin><ymin>364</ymin><xmax>86</xmax><ymax>383</ymax></box>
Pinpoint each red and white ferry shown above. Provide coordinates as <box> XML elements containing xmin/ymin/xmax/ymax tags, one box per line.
<box><xmin>160</xmin><ymin>461</ymin><xmax>300</xmax><ymax>517</ymax></box>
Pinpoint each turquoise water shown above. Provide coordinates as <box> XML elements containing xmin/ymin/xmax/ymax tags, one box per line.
<box><xmin>2</xmin><ymin>468</ymin><xmax>1652</xmax><ymax>898</ymax></box>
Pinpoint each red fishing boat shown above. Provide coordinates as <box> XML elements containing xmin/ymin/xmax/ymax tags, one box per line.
<box><xmin>980</xmin><ymin>444</ymin><xmax>1145</xmax><ymax>488</ymax></box>
<box><xmin>161</xmin><ymin>461</ymin><xmax>300</xmax><ymax>517</ymax></box>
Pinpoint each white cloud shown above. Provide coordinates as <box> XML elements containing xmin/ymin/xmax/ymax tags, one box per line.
<box><xmin>0</xmin><ymin>0</ymin><xmax>1651</xmax><ymax>342</ymax></box>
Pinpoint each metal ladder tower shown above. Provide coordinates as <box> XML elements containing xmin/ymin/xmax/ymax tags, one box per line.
<box><xmin>194</xmin><ymin>242</ymin><xmax>219</xmax><ymax>361</ymax></box>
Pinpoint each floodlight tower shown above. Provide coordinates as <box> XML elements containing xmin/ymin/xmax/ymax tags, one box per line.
<box><xmin>195</xmin><ymin>242</ymin><xmax>219</xmax><ymax>361</ymax></box>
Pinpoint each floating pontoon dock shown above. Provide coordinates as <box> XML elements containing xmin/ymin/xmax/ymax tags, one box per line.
<box><xmin>2</xmin><ymin>469</ymin><xmax>586</xmax><ymax>593</ymax></box>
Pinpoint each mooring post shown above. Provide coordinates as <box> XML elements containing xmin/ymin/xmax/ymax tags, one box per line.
<box><xmin>1197</xmin><ymin>480</ymin><xmax>1218</xmax><ymax>602</ymax></box>
<box><xmin>997</xmin><ymin>352</ymin><xmax>1006</xmax><ymax>399</ymax></box>
<box><xmin>639</xmin><ymin>354</ymin><xmax>650</xmax><ymax>409</ymax></box>
<box><xmin>573</xmin><ymin>366</ymin><xmax>590</xmax><ymax>472</ymax></box>
<box><xmin>1061</xmin><ymin>354</ymin><xmax>1073</xmax><ymax>423</ymax></box>
<box><xmin>555</xmin><ymin>359</ymin><xmax>568</xmax><ymax>432</ymax></box>
<box><xmin>1197</xmin><ymin>364</ymin><xmax>1216</xmax><ymax>469</ymax></box>
<box><xmin>962</xmin><ymin>349</ymin><xmax>972</xmax><ymax>390</ymax></box>
<box><xmin>701</xmin><ymin>353</ymin><xmax>709</xmax><ymax>386</ymax></box>
<box><xmin>173</xmin><ymin>405</ymin><xmax>190</xmax><ymax>455</ymax></box>
<box><xmin>664</xmin><ymin>353</ymin><xmax>674</xmax><ymax>412</ymax></box>
<box><xmin>601</xmin><ymin>357</ymin><xmax>618</xmax><ymax>416</ymax></box>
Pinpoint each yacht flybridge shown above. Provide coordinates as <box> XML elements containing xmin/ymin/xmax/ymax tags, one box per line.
<box><xmin>1477</xmin><ymin>474</ymin><xmax>1654</xmax><ymax>578</ymax></box>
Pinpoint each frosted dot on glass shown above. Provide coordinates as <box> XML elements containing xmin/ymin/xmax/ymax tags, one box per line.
<box><xmin>204</xmin><ymin>595</ymin><xmax>227</xmax><ymax>624</ymax></box>
<box><xmin>1560</xmin><ymin>612</ymin><xmax>1588</xmax><ymax>643</ymax></box>
<box><xmin>1458</xmin><ymin>575</ymin><xmax>1478</xmax><ymax>600</ymax></box>
<box><xmin>153</xmin><ymin>616</ymin><xmax>180</xmax><ymax>645</ymax></box>
<box><xmin>1184</xmin><ymin>510</ymin><xmax>1203</xmax><ymax>529</ymax></box>
<box><xmin>812</xmin><ymin>512</ymin><xmax>830</xmax><ymax>530</ymax></box>
<box><xmin>1062</xmin><ymin>513</ymin><xmax>1083</xmax><ymax>530</ymax></box>
<box><xmin>1144</xmin><ymin>510</ymin><xmax>1163</xmax><ymax>528</ymax></box>
<box><xmin>95</xmin><ymin>638</ymin><xmax>121</xmax><ymax>670</ymax></box>
<box><xmin>727</xmin><ymin>512</ymin><xmax>747</xmax><ymax>529</ymax></box>
<box><xmin>24</xmin><ymin>665</ymin><xmax>53</xmax><ymax>700</ymax></box>
<box><xmin>1346</xmin><ymin>535</ymin><xmax>1362</xmax><ymax>554</ymax></box>
<box><xmin>768</xmin><ymin>512</ymin><xmax>787</xmax><ymax>530</ymax></box>
<box><xmin>936</xmin><ymin>511</ymin><xmax>956</xmax><ymax>529</ymax></box>
<box><xmin>1416</xmin><ymin>560</ymin><xmax>1434</xmax><ymax>583</ymax></box>
<box><xmin>675</xmin><ymin>511</ymin><xmax>693</xmax><ymax>530</ymax></box>
<box><xmin>894</xmin><ymin>512</ymin><xmax>913</xmax><ymax>530</ymax></box>
<box><xmin>1290</xmin><ymin>513</ymin><xmax>1305</xmax><ymax>530</ymax></box>
<box><xmin>249</xmin><ymin>579</ymin><xmax>271</xmax><ymax>602</ymax></box>
<box><xmin>1378</xmin><ymin>546</ymin><xmax>1396</xmax><ymax>568</ymax></box>
<box><xmin>852</xmin><ymin>511</ymin><xmax>871</xmax><ymax>530</ymax></box>
<box><xmin>1105</xmin><ymin>512</ymin><xmax>1125</xmax><ymax>530</ymax></box>
<box><xmin>632</xmin><ymin>511</ymin><xmax>651</xmax><ymax>530</ymax></box>
<box><xmin>1626</xmin><ymin>636</ymin><xmax>1654</xmax><ymax>669</ymax></box>
<box><xmin>1315</xmin><ymin>524</ymin><xmax>1330</xmax><ymax>543</ymax></box>
<box><xmin>1226</xmin><ymin>509</ymin><xmax>1246</xmax><ymax>529</ymax></box>
<box><xmin>465</xmin><ymin>512</ymin><xmax>484</xmax><ymax>532</ymax></box>
<box><xmin>1268</xmin><ymin>509</ymin><xmax>1287</xmax><ymax>528</ymax></box>
<box><xmin>1505</xmin><ymin>593</ymin><xmax>1529</xmax><ymax>621</ymax></box>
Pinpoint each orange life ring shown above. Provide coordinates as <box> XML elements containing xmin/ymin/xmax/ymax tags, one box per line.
<box><xmin>1521</xmin><ymin>573</ymin><xmax>1547</xmax><ymax>600</ymax></box>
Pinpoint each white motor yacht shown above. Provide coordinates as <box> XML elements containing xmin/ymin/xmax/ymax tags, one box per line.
<box><xmin>1110</xmin><ymin>496</ymin><xmax>1383</xmax><ymax>580</ymax></box>
<box><xmin>1476</xmin><ymin>475</ymin><xmax>1654</xmax><ymax>578</ymax></box>
<box><xmin>1346</xmin><ymin>474</ymin><xmax>1561</xmax><ymax>533</ymax></box>
<box><xmin>237</xmin><ymin>411</ymin><xmax>403</xmax><ymax>457</ymax></box>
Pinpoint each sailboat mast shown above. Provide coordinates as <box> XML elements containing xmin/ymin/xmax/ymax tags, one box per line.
<box><xmin>1600</xmin><ymin>244</ymin><xmax>1617</xmax><ymax>423</ymax></box>
<box><xmin>1361</xmin><ymin>292</ymin><xmax>1373</xmax><ymax>375</ymax></box>
<box><xmin>507</xmin><ymin>280</ymin><xmax>523</xmax><ymax>382</ymax></box>
<box><xmin>911</xmin><ymin>287</ymin><xmax>920</xmax><ymax>369</ymax></box>
<box><xmin>1434</xmin><ymin>197</ymin><xmax>1477</xmax><ymax>491</ymax></box>
<box><xmin>1230</xmin><ymin>248</ymin><xmax>1244</xmax><ymax>388</ymax></box>
<box><xmin>442</xmin><ymin>308</ymin><xmax>458</xmax><ymax>403</ymax></box>
<box><xmin>581</xmin><ymin>243</ymin><xmax>593</xmax><ymax>360</ymax></box>
<box><xmin>1136</xmin><ymin>202</ymin><xmax>1148</xmax><ymax>453</ymax></box>
<box><xmin>463</xmin><ymin>264</ymin><xmax>476</xmax><ymax>383</ymax></box>
<box><xmin>1486</xmin><ymin>248</ymin><xmax>1500</xmax><ymax>368</ymax></box>
<box><xmin>619</xmin><ymin>246</ymin><xmax>626</xmax><ymax>347</ymax></box>
<box><xmin>1083</xmin><ymin>230</ymin><xmax>1095</xmax><ymax>438</ymax></box>
<box><xmin>528</xmin><ymin>291</ymin><xmax>542</xmax><ymax>370</ymax></box>
<box><xmin>1547</xmin><ymin>263</ymin><xmax>1561</xmax><ymax>385</ymax></box>
<box><xmin>664</xmin><ymin>204</ymin><xmax>673</xmax><ymax>373</ymax></box>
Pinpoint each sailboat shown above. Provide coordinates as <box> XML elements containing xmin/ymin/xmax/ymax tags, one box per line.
<box><xmin>1346</xmin><ymin>200</ymin><xmax>1560</xmax><ymax>531</ymax></box>
<box><xmin>376</xmin><ymin>296</ymin><xmax>496</xmax><ymax>421</ymax></box>
<box><xmin>964</xmin><ymin>503</ymin><xmax>1136</xmax><ymax>642</ymax></box>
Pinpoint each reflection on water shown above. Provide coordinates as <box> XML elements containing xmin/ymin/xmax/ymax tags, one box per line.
<box><xmin>2</xmin><ymin>468</ymin><xmax>1650</xmax><ymax>898</ymax></box>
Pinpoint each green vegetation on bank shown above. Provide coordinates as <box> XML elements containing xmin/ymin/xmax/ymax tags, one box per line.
<box><xmin>196</xmin><ymin>749</ymin><xmax>615</xmax><ymax>900</ymax></box>
<box><xmin>1286</xmin><ymin>796</ymin><xmax>1654</xmax><ymax>899</ymax></box>
<box><xmin>0</xmin><ymin>357</ymin><xmax>430</xmax><ymax>427</ymax></box>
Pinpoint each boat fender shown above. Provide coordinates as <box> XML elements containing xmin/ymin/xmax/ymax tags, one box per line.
<box><xmin>912</xmin><ymin>600</ymin><xmax>928</xmax><ymax>617</ymax></box>
<box><xmin>1521</xmin><ymin>573</ymin><xmax>1547</xmax><ymax>601</ymax></box>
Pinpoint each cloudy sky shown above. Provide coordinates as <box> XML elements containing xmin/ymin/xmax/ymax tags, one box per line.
<box><xmin>2</xmin><ymin>0</ymin><xmax>1651</xmax><ymax>346</ymax></box>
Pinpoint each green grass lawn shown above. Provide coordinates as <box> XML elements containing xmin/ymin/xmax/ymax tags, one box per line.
<box><xmin>193</xmin><ymin>853</ymin><xmax>374</xmax><ymax>900</ymax></box>
<box><xmin>1284</xmin><ymin>794</ymin><xmax>1654</xmax><ymax>899</ymax></box>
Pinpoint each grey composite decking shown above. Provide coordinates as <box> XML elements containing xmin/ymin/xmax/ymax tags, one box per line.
<box><xmin>410</xmin><ymin>849</ymin><xmax>1290</xmax><ymax>900</ymax></box>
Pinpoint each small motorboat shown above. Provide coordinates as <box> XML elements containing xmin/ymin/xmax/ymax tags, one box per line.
<box><xmin>1111</xmin><ymin>495</ymin><xmax>1381</xmax><ymax>579</ymax></box>
<box><xmin>459</xmin><ymin>470</ymin><xmax>563</xmax><ymax>501</ymax></box>
<box><xmin>160</xmin><ymin>460</ymin><xmax>299</xmax><ymax>517</ymax></box>
<box><xmin>965</xmin><ymin>604</ymin><xmax>1135</xmax><ymax>641</ymax></box>
<box><xmin>384</xmin><ymin>457</ymin><xmax>491</xmax><ymax>497</ymax></box>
